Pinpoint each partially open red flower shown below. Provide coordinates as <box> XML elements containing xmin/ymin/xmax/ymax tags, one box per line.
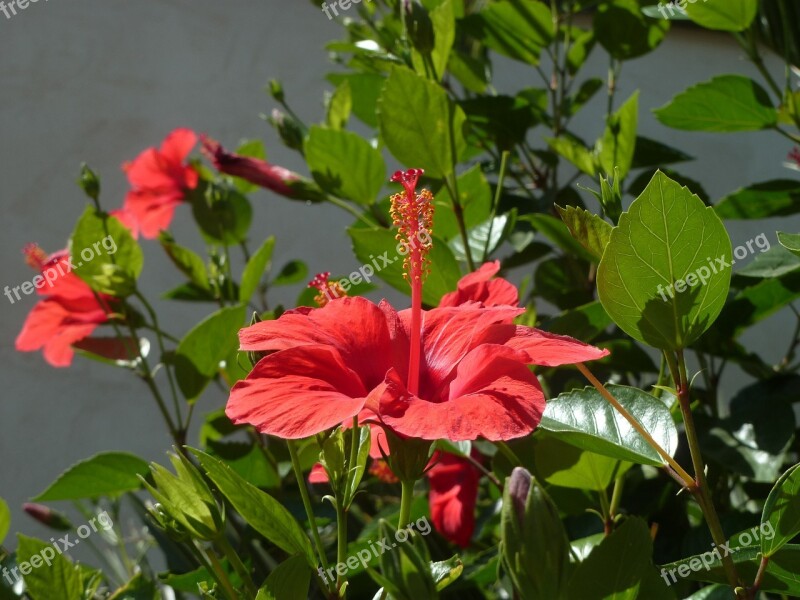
<box><xmin>426</xmin><ymin>451</ymin><xmax>480</xmax><ymax>547</ymax></box>
<box><xmin>439</xmin><ymin>260</ymin><xmax>518</xmax><ymax>307</ymax></box>
<box><xmin>15</xmin><ymin>245</ymin><xmax>114</xmax><ymax>367</ymax></box>
<box><xmin>122</xmin><ymin>128</ymin><xmax>199</xmax><ymax>239</ymax></box>
<box><xmin>201</xmin><ymin>136</ymin><xmax>301</xmax><ymax>198</ymax></box>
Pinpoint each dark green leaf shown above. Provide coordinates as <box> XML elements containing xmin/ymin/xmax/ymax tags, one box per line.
<box><xmin>736</xmin><ymin>244</ymin><xmax>800</xmax><ymax>279</ymax></box>
<box><xmin>463</xmin><ymin>0</ymin><xmax>553</xmax><ymax>65</ymax></box>
<box><xmin>256</xmin><ymin>555</ymin><xmax>312</xmax><ymax>600</ymax></box>
<box><xmin>159</xmin><ymin>233</ymin><xmax>209</xmax><ymax>290</ymax></box>
<box><xmin>433</xmin><ymin>164</ymin><xmax>492</xmax><ymax>241</ymax></box>
<box><xmin>778</xmin><ymin>231</ymin><xmax>800</xmax><ymax>257</ymax></box>
<box><xmin>272</xmin><ymin>260</ymin><xmax>308</xmax><ymax>286</ymax></box>
<box><xmin>715</xmin><ymin>180</ymin><xmax>800</xmax><ymax>219</ymax></box>
<box><xmin>631</xmin><ymin>136</ymin><xmax>693</xmax><ymax>170</ymax></box>
<box><xmin>762</xmin><ymin>463</ymin><xmax>800</xmax><ymax>556</ymax></box>
<box><xmin>34</xmin><ymin>452</ymin><xmax>149</xmax><ymax>501</ymax></box>
<box><xmin>594</xmin><ymin>0</ymin><xmax>669</xmax><ymax>60</ymax></box>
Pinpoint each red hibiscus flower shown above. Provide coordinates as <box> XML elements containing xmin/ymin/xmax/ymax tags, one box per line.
<box><xmin>15</xmin><ymin>245</ymin><xmax>114</xmax><ymax>367</ymax></box>
<box><xmin>439</xmin><ymin>260</ymin><xmax>518</xmax><ymax>307</ymax></box>
<box><xmin>427</xmin><ymin>452</ymin><xmax>481</xmax><ymax>547</ymax></box>
<box><xmin>201</xmin><ymin>136</ymin><xmax>302</xmax><ymax>198</ymax></box>
<box><xmin>122</xmin><ymin>128</ymin><xmax>199</xmax><ymax>239</ymax></box>
<box><xmin>226</xmin><ymin>170</ymin><xmax>607</xmax><ymax>444</ymax></box>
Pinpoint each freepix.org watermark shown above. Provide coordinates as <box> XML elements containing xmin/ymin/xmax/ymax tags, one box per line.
<box><xmin>317</xmin><ymin>516</ymin><xmax>432</xmax><ymax>585</ymax></box>
<box><xmin>4</xmin><ymin>235</ymin><xmax>118</xmax><ymax>305</ymax></box>
<box><xmin>654</xmin><ymin>0</ymin><xmax>709</xmax><ymax>19</ymax></box>
<box><xmin>0</xmin><ymin>0</ymin><xmax>49</xmax><ymax>21</ymax></box>
<box><xmin>660</xmin><ymin>522</ymin><xmax>775</xmax><ymax>586</ymax></box>
<box><xmin>320</xmin><ymin>0</ymin><xmax>373</xmax><ymax>20</ymax></box>
<box><xmin>656</xmin><ymin>233</ymin><xmax>770</xmax><ymax>303</ymax></box>
<box><xmin>1</xmin><ymin>512</ymin><xmax>114</xmax><ymax>587</ymax></box>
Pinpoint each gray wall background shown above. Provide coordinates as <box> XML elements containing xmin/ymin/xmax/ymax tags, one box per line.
<box><xmin>0</xmin><ymin>1</ymin><xmax>795</xmax><ymax>548</ymax></box>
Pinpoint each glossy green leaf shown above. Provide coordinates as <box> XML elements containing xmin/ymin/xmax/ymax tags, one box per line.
<box><xmin>762</xmin><ymin>464</ymin><xmax>800</xmax><ymax>557</ymax></box>
<box><xmin>191</xmin><ymin>449</ymin><xmax>316</xmax><ymax>567</ymax></box>
<box><xmin>715</xmin><ymin>180</ymin><xmax>800</xmax><ymax>219</ymax></box>
<box><xmin>594</xmin><ymin>0</ymin><xmax>669</xmax><ymax>60</ymax></box>
<box><xmin>567</xmin><ymin>518</ymin><xmax>656</xmax><ymax>600</ymax></box>
<box><xmin>778</xmin><ymin>231</ymin><xmax>800</xmax><ymax>257</ymax></box>
<box><xmin>174</xmin><ymin>305</ymin><xmax>246</xmax><ymax>402</ymax></box>
<box><xmin>540</xmin><ymin>385</ymin><xmax>678</xmax><ymax>467</ymax></box>
<box><xmin>597</xmin><ymin>91</ymin><xmax>639</xmax><ymax>179</ymax></box>
<box><xmin>34</xmin><ymin>452</ymin><xmax>149</xmax><ymax>501</ymax></box>
<box><xmin>378</xmin><ymin>67</ymin><xmax>466</xmax><ymax>178</ymax></box>
<box><xmin>556</xmin><ymin>205</ymin><xmax>612</xmax><ymax>261</ymax></box>
<box><xmin>70</xmin><ymin>207</ymin><xmax>143</xmax><ymax>297</ymax></box>
<box><xmin>16</xmin><ymin>535</ymin><xmax>83</xmax><ymax>600</ymax></box>
<box><xmin>240</xmin><ymin>236</ymin><xmax>275</xmax><ymax>302</ymax></box>
<box><xmin>597</xmin><ymin>171</ymin><xmax>732</xmax><ymax>350</ymax></box>
<box><xmin>685</xmin><ymin>0</ymin><xmax>758</xmax><ymax>32</ymax></box>
<box><xmin>654</xmin><ymin>75</ymin><xmax>777</xmax><ymax>132</ymax></box>
<box><xmin>0</xmin><ymin>498</ymin><xmax>9</xmax><ymax>546</ymax></box>
<box><xmin>348</xmin><ymin>227</ymin><xmax>461</xmax><ymax>305</ymax></box>
<box><xmin>256</xmin><ymin>555</ymin><xmax>312</xmax><ymax>600</ymax></box>
<box><xmin>660</xmin><ymin>544</ymin><xmax>800</xmax><ymax>595</ymax></box>
<box><xmin>305</xmin><ymin>126</ymin><xmax>385</xmax><ymax>206</ymax></box>
<box><xmin>463</xmin><ymin>0</ymin><xmax>553</xmax><ymax>65</ymax></box>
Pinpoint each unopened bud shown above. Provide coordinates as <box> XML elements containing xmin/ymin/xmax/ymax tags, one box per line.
<box><xmin>23</xmin><ymin>503</ymin><xmax>73</xmax><ymax>531</ymax></box>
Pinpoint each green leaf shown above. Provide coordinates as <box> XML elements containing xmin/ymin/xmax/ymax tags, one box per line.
<box><xmin>685</xmin><ymin>0</ymin><xmax>758</xmax><ymax>32</ymax></box>
<box><xmin>70</xmin><ymin>207</ymin><xmax>143</xmax><ymax>297</ymax></box>
<box><xmin>190</xmin><ymin>183</ymin><xmax>253</xmax><ymax>245</ymax></box>
<box><xmin>16</xmin><ymin>534</ymin><xmax>83</xmax><ymax>600</ymax></box>
<box><xmin>174</xmin><ymin>306</ymin><xmax>246</xmax><ymax>403</ymax></box>
<box><xmin>540</xmin><ymin>385</ymin><xmax>678</xmax><ymax>467</ymax></box>
<box><xmin>567</xmin><ymin>518</ymin><xmax>656</xmax><ymax>600</ymax></box>
<box><xmin>347</xmin><ymin>227</ymin><xmax>461</xmax><ymax>305</ymax></box>
<box><xmin>778</xmin><ymin>231</ymin><xmax>800</xmax><ymax>257</ymax></box>
<box><xmin>433</xmin><ymin>164</ymin><xmax>492</xmax><ymax>241</ymax></box>
<box><xmin>547</xmin><ymin>136</ymin><xmax>597</xmax><ymax>177</ymax></box>
<box><xmin>411</xmin><ymin>0</ymin><xmax>455</xmax><ymax>81</ymax></box>
<box><xmin>631</xmin><ymin>136</ymin><xmax>693</xmax><ymax>170</ymax></box>
<box><xmin>327</xmin><ymin>80</ymin><xmax>352</xmax><ymax>130</ymax></box>
<box><xmin>34</xmin><ymin>452</ymin><xmax>149</xmax><ymax>501</ymax></box>
<box><xmin>108</xmin><ymin>573</ymin><xmax>158</xmax><ymax>600</ymax></box>
<box><xmin>0</xmin><ymin>498</ymin><xmax>9</xmax><ymax>546</ymax></box>
<box><xmin>240</xmin><ymin>236</ymin><xmax>275</xmax><ymax>302</ymax></box>
<box><xmin>594</xmin><ymin>0</ymin><xmax>669</xmax><ymax>60</ymax></box>
<box><xmin>272</xmin><ymin>260</ymin><xmax>309</xmax><ymax>286</ymax></box>
<box><xmin>597</xmin><ymin>91</ymin><xmax>639</xmax><ymax>179</ymax></box>
<box><xmin>534</xmin><ymin>436</ymin><xmax>631</xmax><ymax>491</ymax></box>
<box><xmin>463</xmin><ymin>0</ymin><xmax>553</xmax><ymax>65</ymax></box>
<box><xmin>542</xmin><ymin>300</ymin><xmax>612</xmax><ymax>342</ymax></box>
<box><xmin>327</xmin><ymin>73</ymin><xmax>386</xmax><ymax>128</ymax></box>
<box><xmin>305</xmin><ymin>126</ymin><xmax>386</xmax><ymax>205</ymax></box>
<box><xmin>654</xmin><ymin>75</ymin><xmax>777</xmax><ymax>132</ymax></box>
<box><xmin>597</xmin><ymin>171</ymin><xmax>732</xmax><ymax>350</ymax></box>
<box><xmin>191</xmin><ymin>449</ymin><xmax>317</xmax><ymax>567</ymax></box>
<box><xmin>431</xmin><ymin>556</ymin><xmax>463</xmax><ymax>591</ymax></box>
<box><xmin>159</xmin><ymin>233</ymin><xmax>209</xmax><ymax>290</ymax></box>
<box><xmin>715</xmin><ymin>180</ymin><xmax>800</xmax><ymax>219</ymax></box>
<box><xmin>762</xmin><ymin>464</ymin><xmax>800</xmax><ymax>557</ymax></box>
<box><xmin>523</xmin><ymin>214</ymin><xmax>596</xmax><ymax>262</ymax></box>
<box><xmin>660</xmin><ymin>544</ymin><xmax>800</xmax><ymax>595</ymax></box>
<box><xmin>736</xmin><ymin>244</ymin><xmax>800</xmax><ymax>279</ymax></box>
<box><xmin>555</xmin><ymin>205</ymin><xmax>612</xmax><ymax>261</ymax></box>
<box><xmin>378</xmin><ymin>67</ymin><xmax>466</xmax><ymax>178</ymax></box>
<box><xmin>256</xmin><ymin>555</ymin><xmax>312</xmax><ymax>600</ymax></box>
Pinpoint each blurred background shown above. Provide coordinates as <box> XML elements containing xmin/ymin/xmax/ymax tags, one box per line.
<box><xmin>0</xmin><ymin>0</ymin><xmax>795</xmax><ymax>547</ymax></box>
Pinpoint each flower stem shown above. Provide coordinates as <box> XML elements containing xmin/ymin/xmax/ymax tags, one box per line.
<box><xmin>200</xmin><ymin>542</ymin><xmax>238</xmax><ymax>600</ymax></box>
<box><xmin>398</xmin><ymin>480</ymin><xmax>414</xmax><ymax>529</ymax></box>
<box><xmin>287</xmin><ymin>441</ymin><xmax>331</xmax><ymax>576</ymax></box>
<box><xmin>336</xmin><ymin>502</ymin><xmax>348</xmax><ymax>594</ymax></box>
<box><xmin>673</xmin><ymin>351</ymin><xmax>743</xmax><ymax>595</ymax></box>
<box><xmin>216</xmin><ymin>534</ymin><xmax>258</xmax><ymax>599</ymax></box>
<box><xmin>482</xmin><ymin>150</ymin><xmax>510</xmax><ymax>261</ymax></box>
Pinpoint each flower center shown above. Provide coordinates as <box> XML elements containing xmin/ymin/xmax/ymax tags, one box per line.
<box><xmin>390</xmin><ymin>168</ymin><xmax>434</xmax><ymax>396</ymax></box>
<box><xmin>23</xmin><ymin>243</ymin><xmax>48</xmax><ymax>272</ymax></box>
<box><xmin>308</xmin><ymin>272</ymin><xmax>346</xmax><ymax>307</ymax></box>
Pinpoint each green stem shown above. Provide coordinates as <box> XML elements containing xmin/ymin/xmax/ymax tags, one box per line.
<box><xmin>202</xmin><ymin>543</ymin><xmax>239</xmax><ymax>600</ymax></box>
<box><xmin>216</xmin><ymin>534</ymin><xmax>258</xmax><ymax>599</ymax></box>
<box><xmin>674</xmin><ymin>350</ymin><xmax>743</xmax><ymax>595</ymax></box>
<box><xmin>336</xmin><ymin>502</ymin><xmax>348</xmax><ymax>593</ymax></box>
<box><xmin>444</xmin><ymin>175</ymin><xmax>476</xmax><ymax>271</ymax></box>
<box><xmin>287</xmin><ymin>441</ymin><xmax>331</xmax><ymax>574</ymax></box>
<box><xmin>609</xmin><ymin>473</ymin><xmax>625</xmax><ymax>519</ymax></box>
<box><xmin>482</xmin><ymin>150</ymin><xmax>510</xmax><ymax>261</ymax></box>
<box><xmin>327</xmin><ymin>194</ymin><xmax>378</xmax><ymax>227</ymax></box>
<box><xmin>348</xmin><ymin>417</ymin><xmax>359</xmax><ymax>489</ymax></box>
<box><xmin>398</xmin><ymin>480</ymin><xmax>415</xmax><ymax>529</ymax></box>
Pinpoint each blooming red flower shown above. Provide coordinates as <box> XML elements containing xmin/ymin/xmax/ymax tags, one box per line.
<box><xmin>226</xmin><ymin>170</ymin><xmax>607</xmax><ymax>443</ymax></box>
<box><xmin>426</xmin><ymin>452</ymin><xmax>480</xmax><ymax>547</ymax></box>
<box><xmin>15</xmin><ymin>245</ymin><xmax>114</xmax><ymax>367</ymax></box>
<box><xmin>201</xmin><ymin>136</ymin><xmax>301</xmax><ymax>198</ymax></box>
<box><xmin>439</xmin><ymin>260</ymin><xmax>518</xmax><ymax>307</ymax></box>
<box><xmin>122</xmin><ymin>128</ymin><xmax>199</xmax><ymax>239</ymax></box>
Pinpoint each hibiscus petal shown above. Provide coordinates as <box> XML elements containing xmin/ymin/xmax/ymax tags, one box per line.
<box><xmin>439</xmin><ymin>260</ymin><xmax>519</xmax><ymax>308</ymax></box>
<box><xmin>379</xmin><ymin>345</ymin><xmax>544</xmax><ymax>441</ymax></box>
<box><xmin>42</xmin><ymin>323</ymin><xmax>100</xmax><ymax>367</ymax></box>
<box><xmin>308</xmin><ymin>463</ymin><xmax>330</xmax><ymax>484</ymax></box>
<box><xmin>159</xmin><ymin>128</ymin><xmax>198</xmax><ymax>165</ymax></box>
<box><xmin>226</xmin><ymin>345</ymin><xmax>370</xmax><ymax>439</ymax></box>
<box><xmin>501</xmin><ymin>325</ymin><xmax>610</xmax><ymax>366</ymax></box>
<box><xmin>123</xmin><ymin>190</ymin><xmax>182</xmax><ymax>239</ymax></box>
<box><xmin>427</xmin><ymin>452</ymin><xmax>480</xmax><ymax>547</ymax></box>
<box><xmin>239</xmin><ymin>297</ymin><xmax>395</xmax><ymax>388</ymax></box>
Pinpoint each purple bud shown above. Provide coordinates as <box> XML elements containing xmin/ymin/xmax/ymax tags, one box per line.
<box><xmin>508</xmin><ymin>467</ymin><xmax>532</xmax><ymax>525</ymax></box>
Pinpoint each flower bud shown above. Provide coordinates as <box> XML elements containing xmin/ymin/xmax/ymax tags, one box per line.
<box><xmin>269</xmin><ymin>109</ymin><xmax>305</xmax><ymax>153</ymax></box>
<box><xmin>22</xmin><ymin>503</ymin><xmax>73</xmax><ymax>531</ymax></box>
<box><xmin>78</xmin><ymin>163</ymin><xmax>100</xmax><ymax>202</ymax></box>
